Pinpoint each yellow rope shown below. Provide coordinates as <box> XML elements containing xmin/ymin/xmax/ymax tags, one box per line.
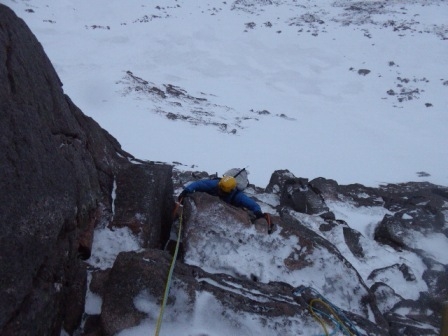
<box><xmin>154</xmin><ymin>203</ymin><xmax>183</xmax><ymax>336</ymax></box>
<box><xmin>309</xmin><ymin>298</ymin><xmax>355</xmax><ymax>336</ymax></box>
<box><xmin>309</xmin><ymin>299</ymin><xmax>329</xmax><ymax>336</ymax></box>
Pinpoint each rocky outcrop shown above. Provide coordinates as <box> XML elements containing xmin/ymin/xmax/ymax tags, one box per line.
<box><xmin>0</xmin><ymin>5</ymin><xmax>174</xmax><ymax>336</ymax></box>
<box><xmin>180</xmin><ymin>192</ymin><xmax>387</xmax><ymax>326</ymax></box>
<box><xmin>269</xmin><ymin>170</ymin><xmax>448</xmax><ymax>335</ymax></box>
<box><xmin>267</xmin><ymin>170</ymin><xmax>334</xmax><ymax>220</ymax></box>
<box><xmin>99</xmin><ymin>248</ymin><xmax>389</xmax><ymax>336</ymax></box>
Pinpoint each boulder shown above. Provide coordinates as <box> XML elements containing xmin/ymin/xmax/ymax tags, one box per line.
<box><xmin>308</xmin><ymin>177</ymin><xmax>340</xmax><ymax>200</ymax></box>
<box><xmin>374</xmin><ymin>199</ymin><xmax>447</xmax><ymax>257</ymax></box>
<box><xmin>265</xmin><ymin>169</ymin><xmax>296</xmax><ymax>194</ymax></box>
<box><xmin>267</xmin><ymin>170</ymin><xmax>331</xmax><ymax>217</ymax></box>
<box><xmin>343</xmin><ymin>226</ymin><xmax>365</xmax><ymax>258</ymax></box>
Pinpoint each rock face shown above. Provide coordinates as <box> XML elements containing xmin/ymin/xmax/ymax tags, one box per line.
<box><xmin>0</xmin><ymin>5</ymin><xmax>174</xmax><ymax>336</ymax></box>
<box><xmin>93</xmin><ymin>169</ymin><xmax>446</xmax><ymax>335</ymax></box>
<box><xmin>179</xmin><ymin>192</ymin><xmax>388</xmax><ymax>330</ymax></box>
<box><xmin>111</xmin><ymin>164</ymin><xmax>174</xmax><ymax>249</ymax></box>
<box><xmin>100</xmin><ymin>249</ymin><xmax>388</xmax><ymax>336</ymax></box>
<box><xmin>271</xmin><ymin>171</ymin><xmax>448</xmax><ymax>336</ymax></box>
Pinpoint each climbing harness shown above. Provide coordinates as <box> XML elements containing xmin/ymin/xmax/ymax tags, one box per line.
<box><xmin>154</xmin><ymin>201</ymin><xmax>184</xmax><ymax>336</ymax></box>
<box><xmin>293</xmin><ymin>286</ymin><xmax>360</xmax><ymax>336</ymax></box>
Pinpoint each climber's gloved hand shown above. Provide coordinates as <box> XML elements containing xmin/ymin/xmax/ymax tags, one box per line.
<box><xmin>255</xmin><ymin>211</ymin><xmax>265</xmax><ymax>219</ymax></box>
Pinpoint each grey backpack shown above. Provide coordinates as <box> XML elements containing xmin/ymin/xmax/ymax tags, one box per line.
<box><xmin>223</xmin><ymin>168</ymin><xmax>249</xmax><ymax>191</ymax></box>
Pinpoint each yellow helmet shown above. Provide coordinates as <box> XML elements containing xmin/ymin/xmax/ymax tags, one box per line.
<box><xmin>218</xmin><ymin>176</ymin><xmax>237</xmax><ymax>193</ymax></box>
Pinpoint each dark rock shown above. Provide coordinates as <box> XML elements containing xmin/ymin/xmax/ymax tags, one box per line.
<box><xmin>370</xmin><ymin>282</ymin><xmax>404</xmax><ymax>314</ymax></box>
<box><xmin>374</xmin><ymin>203</ymin><xmax>446</xmax><ymax>255</ymax></box>
<box><xmin>338</xmin><ymin>183</ymin><xmax>385</xmax><ymax>207</ymax></box>
<box><xmin>276</xmin><ymin>175</ymin><xmax>330</xmax><ymax>215</ymax></box>
<box><xmin>371</xmin><ymin>268</ymin><xmax>442</xmax><ymax>335</ymax></box>
<box><xmin>78</xmin><ymin>203</ymin><xmax>110</xmax><ymax>260</ymax></box>
<box><xmin>386</xmin><ymin>292</ymin><xmax>442</xmax><ymax>336</ymax></box>
<box><xmin>320</xmin><ymin>219</ymin><xmax>347</xmax><ymax>234</ymax></box>
<box><xmin>385</xmin><ymin>311</ymin><xmax>439</xmax><ymax>336</ymax></box>
<box><xmin>62</xmin><ymin>262</ymin><xmax>87</xmax><ymax>334</ymax></box>
<box><xmin>378</xmin><ymin>182</ymin><xmax>448</xmax><ymax>213</ymax></box>
<box><xmin>319</xmin><ymin>221</ymin><xmax>338</xmax><ymax>232</ymax></box>
<box><xmin>0</xmin><ymin>5</ymin><xmax>131</xmax><ymax>335</ymax></box>
<box><xmin>82</xmin><ymin>314</ymin><xmax>102</xmax><ymax>336</ymax></box>
<box><xmin>280</xmin><ymin>212</ymin><xmax>387</xmax><ymax>330</ymax></box>
<box><xmin>358</xmin><ymin>69</ymin><xmax>371</xmax><ymax>75</ymax></box>
<box><xmin>343</xmin><ymin>226</ymin><xmax>365</xmax><ymax>258</ymax></box>
<box><xmin>100</xmin><ymin>251</ymin><xmax>157</xmax><ymax>336</ymax></box>
<box><xmin>398</xmin><ymin>263</ymin><xmax>416</xmax><ymax>281</ymax></box>
<box><xmin>265</xmin><ymin>169</ymin><xmax>296</xmax><ymax>194</ymax></box>
<box><xmin>267</xmin><ymin>173</ymin><xmax>343</xmax><ymax>216</ymax></box>
<box><xmin>319</xmin><ymin>210</ymin><xmax>336</xmax><ymax>220</ymax></box>
<box><xmin>423</xmin><ymin>267</ymin><xmax>448</xmax><ymax>301</ymax></box>
<box><xmin>111</xmin><ymin>163</ymin><xmax>174</xmax><ymax>249</ymax></box>
<box><xmin>89</xmin><ymin>269</ymin><xmax>110</xmax><ymax>296</ymax></box>
<box><xmin>374</xmin><ymin>214</ymin><xmax>408</xmax><ymax>250</ymax></box>
<box><xmin>366</xmin><ymin>182</ymin><xmax>448</xmax><ymax>335</ymax></box>
<box><xmin>368</xmin><ymin>263</ymin><xmax>417</xmax><ymax>283</ymax></box>
<box><xmin>422</xmin><ymin>262</ymin><xmax>448</xmax><ymax>317</ymax></box>
<box><xmin>309</xmin><ymin>177</ymin><xmax>339</xmax><ymax>200</ymax></box>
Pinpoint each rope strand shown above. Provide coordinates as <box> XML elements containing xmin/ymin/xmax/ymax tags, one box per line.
<box><xmin>294</xmin><ymin>286</ymin><xmax>360</xmax><ymax>336</ymax></box>
<box><xmin>154</xmin><ymin>203</ymin><xmax>183</xmax><ymax>336</ymax></box>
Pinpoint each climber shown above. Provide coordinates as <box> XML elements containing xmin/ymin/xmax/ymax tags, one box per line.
<box><xmin>177</xmin><ymin>176</ymin><xmax>267</xmax><ymax>220</ymax></box>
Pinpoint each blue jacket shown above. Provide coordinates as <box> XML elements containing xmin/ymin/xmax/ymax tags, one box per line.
<box><xmin>183</xmin><ymin>179</ymin><xmax>262</xmax><ymax>217</ymax></box>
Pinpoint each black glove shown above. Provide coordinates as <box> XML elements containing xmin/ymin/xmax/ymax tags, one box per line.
<box><xmin>255</xmin><ymin>211</ymin><xmax>265</xmax><ymax>219</ymax></box>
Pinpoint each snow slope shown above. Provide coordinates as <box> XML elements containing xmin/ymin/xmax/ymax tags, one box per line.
<box><xmin>4</xmin><ymin>0</ymin><xmax>448</xmax><ymax>188</ymax></box>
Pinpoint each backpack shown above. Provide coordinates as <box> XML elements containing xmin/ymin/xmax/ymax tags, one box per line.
<box><xmin>223</xmin><ymin>168</ymin><xmax>249</xmax><ymax>191</ymax></box>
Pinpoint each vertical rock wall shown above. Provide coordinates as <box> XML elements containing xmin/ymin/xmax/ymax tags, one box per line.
<box><xmin>0</xmin><ymin>5</ymin><xmax>174</xmax><ymax>335</ymax></box>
